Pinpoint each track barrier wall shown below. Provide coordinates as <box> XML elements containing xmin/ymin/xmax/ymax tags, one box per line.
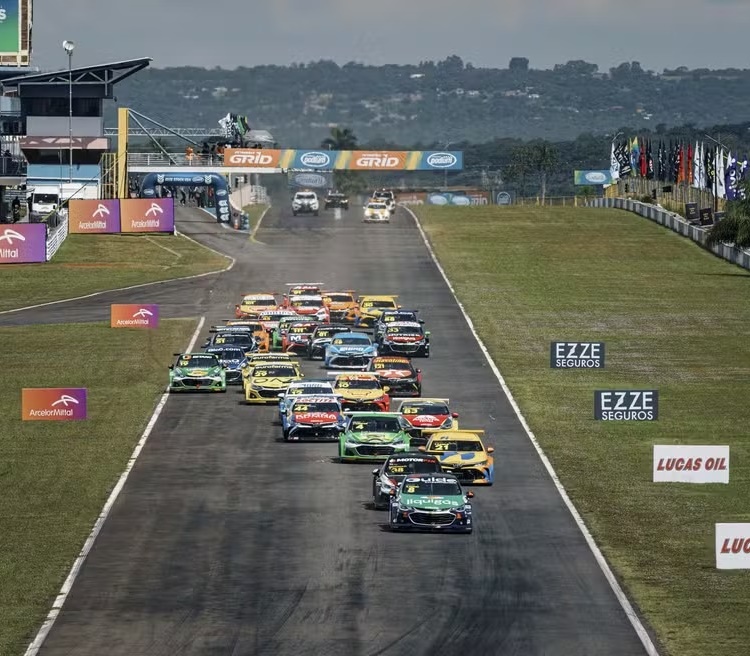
<box><xmin>68</xmin><ymin>199</ymin><xmax>175</xmax><ymax>235</ymax></box>
<box><xmin>589</xmin><ymin>197</ymin><xmax>750</xmax><ymax>271</ymax></box>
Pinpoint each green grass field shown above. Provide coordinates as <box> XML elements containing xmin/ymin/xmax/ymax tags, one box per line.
<box><xmin>416</xmin><ymin>205</ymin><xmax>750</xmax><ymax>656</ymax></box>
<box><xmin>243</xmin><ymin>204</ymin><xmax>270</xmax><ymax>235</ymax></box>
<box><xmin>0</xmin><ymin>319</ymin><xmax>199</xmax><ymax>656</ymax></box>
<box><xmin>0</xmin><ymin>233</ymin><xmax>230</xmax><ymax>312</ymax></box>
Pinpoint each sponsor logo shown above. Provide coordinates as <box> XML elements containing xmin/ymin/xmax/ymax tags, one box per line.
<box><xmin>22</xmin><ymin>388</ymin><xmax>88</xmax><ymax>421</ymax></box>
<box><xmin>594</xmin><ymin>390</ymin><xmax>658</xmax><ymax>421</ymax></box>
<box><xmin>156</xmin><ymin>174</ymin><xmax>165</xmax><ymax>184</ymax></box>
<box><xmin>496</xmin><ymin>191</ymin><xmax>512</xmax><ymax>205</ymax></box>
<box><xmin>228</xmin><ymin>151</ymin><xmax>275</xmax><ymax>165</ymax></box>
<box><xmin>145</xmin><ymin>203</ymin><xmax>164</xmax><ymax>216</ymax></box>
<box><xmin>585</xmin><ymin>171</ymin><xmax>608</xmax><ymax>183</ymax></box>
<box><xmin>426</xmin><ymin>152</ymin><xmax>458</xmax><ymax>168</ymax></box>
<box><xmin>653</xmin><ymin>445</ymin><xmax>729</xmax><ymax>483</ymax></box>
<box><xmin>294</xmin><ymin>173</ymin><xmax>328</xmax><ymax>188</ymax></box>
<box><xmin>355</xmin><ymin>153</ymin><xmax>401</xmax><ymax>168</ymax></box>
<box><xmin>0</xmin><ymin>224</ymin><xmax>46</xmax><ymax>263</ymax></box>
<box><xmin>92</xmin><ymin>203</ymin><xmax>110</xmax><ymax>218</ymax></box>
<box><xmin>192</xmin><ymin>176</ymin><xmax>204</xmax><ymax>183</ymax></box>
<box><xmin>111</xmin><ymin>304</ymin><xmax>159</xmax><ymax>328</ymax></box>
<box><xmin>428</xmin><ymin>194</ymin><xmax>449</xmax><ymax>205</ymax></box>
<box><xmin>0</xmin><ymin>228</ymin><xmax>24</xmax><ymax>245</ymax></box>
<box><xmin>716</xmin><ymin>524</ymin><xmax>750</xmax><ymax>569</ymax></box>
<box><xmin>0</xmin><ymin>10</ymin><xmax>6</xmax><ymax>21</ymax></box>
<box><xmin>551</xmin><ymin>342</ymin><xmax>605</xmax><ymax>369</ymax></box>
<box><xmin>69</xmin><ymin>200</ymin><xmax>121</xmax><ymax>233</ymax></box>
<box><xmin>120</xmin><ymin>199</ymin><xmax>175</xmax><ymax>233</ymax></box>
<box><xmin>451</xmin><ymin>195</ymin><xmax>471</xmax><ymax>206</ymax></box>
<box><xmin>216</xmin><ymin>188</ymin><xmax>228</xmax><ymax>196</ymax></box>
<box><xmin>299</xmin><ymin>151</ymin><xmax>331</xmax><ymax>168</ymax></box>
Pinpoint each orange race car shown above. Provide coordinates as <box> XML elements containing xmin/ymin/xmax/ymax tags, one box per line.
<box><xmin>235</xmin><ymin>293</ymin><xmax>278</xmax><ymax>319</ymax></box>
<box><xmin>322</xmin><ymin>290</ymin><xmax>359</xmax><ymax>323</ymax></box>
<box><xmin>225</xmin><ymin>320</ymin><xmax>271</xmax><ymax>352</ymax></box>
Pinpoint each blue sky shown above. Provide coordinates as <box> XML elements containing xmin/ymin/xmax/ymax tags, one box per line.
<box><xmin>32</xmin><ymin>0</ymin><xmax>750</xmax><ymax>71</ymax></box>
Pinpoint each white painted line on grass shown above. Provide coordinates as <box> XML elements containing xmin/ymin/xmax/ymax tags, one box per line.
<box><xmin>402</xmin><ymin>206</ymin><xmax>660</xmax><ymax>656</ymax></box>
<box><xmin>23</xmin><ymin>316</ymin><xmax>207</xmax><ymax>656</ymax></box>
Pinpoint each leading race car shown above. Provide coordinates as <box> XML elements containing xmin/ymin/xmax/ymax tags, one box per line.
<box><xmin>378</xmin><ymin>321</ymin><xmax>430</xmax><ymax>357</ymax></box>
<box><xmin>371</xmin><ymin>453</ymin><xmax>443</xmax><ymax>509</ymax></box>
<box><xmin>329</xmin><ymin>373</ymin><xmax>391</xmax><ymax>412</ymax></box>
<box><xmin>202</xmin><ymin>346</ymin><xmax>248</xmax><ymax>385</ymax></box>
<box><xmin>278</xmin><ymin>379</ymin><xmax>336</xmax><ymax>424</ymax></box>
<box><xmin>281</xmin><ymin>320</ymin><xmax>320</xmax><ymax>354</ymax></box>
<box><xmin>234</xmin><ymin>293</ymin><xmax>277</xmax><ymax>319</ymax></box>
<box><xmin>284</xmin><ymin>395</ymin><xmax>346</xmax><ymax>441</ymax></box>
<box><xmin>389</xmin><ymin>474</ymin><xmax>474</xmax><ymax>533</ymax></box>
<box><xmin>348</xmin><ymin>295</ymin><xmax>400</xmax><ymax>328</ymax></box>
<box><xmin>395</xmin><ymin>398</ymin><xmax>458</xmax><ymax>446</ymax></box>
<box><xmin>244</xmin><ymin>362</ymin><xmax>303</xmax><ymax>404</ymax></box>
<box><xmin>324</xmin><ymin>332</ymin><xmax>378</xmax><ymax>369</ymax></box>
<box><xmin>168</xmin><ymin>352</ymin><xmax>227</xmax><ymax>392</ymax></box>
<box><xmin>367</xmin><ymin>356</ymin><xmax>422</xmax><ymax>397</ymax></box>
<box><xmin>322</xmin><ymin>290</ymin><xmax>358</xmax><ymax>323</ymax></box>
<box><xmin>338</xmin><ymin>411</ymin><xmax>412</xmax><ymax>462</ymax></box>
<box><xmin>420</xmin><ymin>429</ymin><xmax>495</xmax><ymax>485</ymax></box>
<box><xmin>307</xmin><ymin>324</ymin><xmax>352</xmax><ymax>360</ymax></box>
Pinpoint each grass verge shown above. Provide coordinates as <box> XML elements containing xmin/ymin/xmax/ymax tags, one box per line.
<box><xmin>243</xmin><ymin>204</ymin><xmax>269</xmax><ymax>234</ymax></box>
<box><xmin>416</xmin><ymin>205</ymin><xmax>750</xmax><ymax>656</ymax></box>
<box><xmin>0</xmin><ymin>319</ymin><xmax>198</xmax><ymax>656</ymax></box>
<box><xmin>0</xmin><ymin>233</ymin><xmax>230</xmax><ymax>312</ymax></box>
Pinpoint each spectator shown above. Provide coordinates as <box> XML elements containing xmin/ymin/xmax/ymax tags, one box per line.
<box><xmin>11</xmin><ymin>197</ymin><xmax>20</xmax><ymax>223</ymax></box>
<box><xmin>185</xmin><ymin>146</ymin><xmax>194</xmax><ymax>165</ymax></box>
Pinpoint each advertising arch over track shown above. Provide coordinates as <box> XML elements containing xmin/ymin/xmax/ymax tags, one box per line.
<box><xmin>139</xmin><ymin>172</ymin><xmax>230</xmax><ymax>223</ymax></box>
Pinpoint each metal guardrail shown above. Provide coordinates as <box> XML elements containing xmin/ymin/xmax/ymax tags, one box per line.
<box><xmin>128</xmin><ymin>152</ymin><xmax>226</xmax><ymax>167</ymax></box>
<box><xmin>105</xmin><ymin>127</ymin><xmax>225</xmax><ymax>138</ymax></box>
<box><xmin>45</xmin><ymin>215</ymin><xmax>68</xmax><ymax>261</ymax></box>
<box><xmin>0</xmin><ymin>155</ymin><xmax>27</xmax><ymax>176</ymax></box>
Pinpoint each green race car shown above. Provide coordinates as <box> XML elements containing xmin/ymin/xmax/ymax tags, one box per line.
<box><xmin>389</xmin><ymin>473</ymin><xmax>474</xmax><ymax>533</ymax></box>
<box><xmin>168</xmin><ymin>352</ymin><xmax>227</xmax><ymax>392</ymax></box>
<box><xmin>338</xmin><ymin>411</ymin><xmax>411</xmax><ymax>462</ymax></box>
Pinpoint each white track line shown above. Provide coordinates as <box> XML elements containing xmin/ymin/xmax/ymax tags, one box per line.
<box><xmin>0</xmin><ymin>237</ymin><xmax>234</xmax><ymax>316</ymax></box>
<box><xmin>402</xmin><ymin>206</ymin><xmax>660</xmax><ymax>656</ymax></box>
<box><xmin>23</xmin><ymin>316</ymin><xmax>207</xmax><ymax>656</ymax></box>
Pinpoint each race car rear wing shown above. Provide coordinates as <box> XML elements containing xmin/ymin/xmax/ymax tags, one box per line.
<box><xmin>209</xmin><ymin>325</ymin><xmax>254</xmax><ymax>333</ymax></box>
<box><xmin>285</xmin><ymin>282</ymin><xmax>325</xmax><ymax>287</ymax></box>
<box><xmin>421</xmin><ymin>428</ymin><xmax>486</xmax><ymax>436</ymax></box>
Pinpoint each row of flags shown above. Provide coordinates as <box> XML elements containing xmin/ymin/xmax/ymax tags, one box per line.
<box><xmin>610</xmin><ymin>138</ymin><xmax>749</xmax><ymax>200</ymax></box>
<box><xmin>218</xmin><ymin>113</ymin><xmax>251</xmax><ymax>141</ymax></box>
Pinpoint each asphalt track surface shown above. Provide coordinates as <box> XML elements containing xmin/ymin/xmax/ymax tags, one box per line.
<box><xmin>6</xmin><ymin>206</ymin><xmax>651</xmax><ymax>655</ymax></box>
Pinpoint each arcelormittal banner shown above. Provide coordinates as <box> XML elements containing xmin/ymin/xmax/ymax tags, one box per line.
<box><xmin>0</xmin><ymin>224</ymin><xmax>46</xmax><ymax>263</ymax></box>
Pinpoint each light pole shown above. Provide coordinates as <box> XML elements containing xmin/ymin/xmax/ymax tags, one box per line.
<box><xmin>62</xmin><ymin>40</ymin><xmax>75</xmax><ymax>184</ymax></box>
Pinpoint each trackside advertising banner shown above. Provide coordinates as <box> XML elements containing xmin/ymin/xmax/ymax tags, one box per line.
<box><xmin>716</xmin><ymin>523</ymin><xmax>750</xmax><ymax>569</ymax></box>
<box><xmin>111</xmin><ymin>304</ymin><xmax>159</xmax><ymax>329</ymax></box>
<box><xmin>653</xmin><ymin>445</ymin><xmax>729</xmax><ymax>483</ymax></box>
<box><xmin>224</xmin><ymin>149</ymin><xmax>463</xmax><ymax>171</ymax></box>
<box><xmin>550</xmin><ymin>342</ymin><xmax>605</xmax><ymax>369</ymax></box>
<box><xmin>120</xmin><ymin>199</ymin><xmax>175</xmax><ymax>233</ymax></box>
<box><xmin>0</xmin><ymin>224</ymin><xmax>46</xmax><ymax>263</ymax></box>
<box><xmin>69</xmin><ymin>199</ymin><xmax>121</xmax><ymax>233</ymax></box>
<box><xmin>574</xmin><ymin>170</ymin><xmax>613</xmax><ymax>185</ymax></box>
<box><xmin>22</xmin><ymin>388</ymin><xmax>88</xmax><ymax>421</ymax></box>
<box><xmin>594</xmin><ymin>390</ymin><xmax>658</xmax><ymax>421</ymax></box>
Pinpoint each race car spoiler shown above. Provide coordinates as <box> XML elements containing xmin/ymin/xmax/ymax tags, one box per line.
<box><xmin>422</xmin><ymin>428</ymin><xmax>486</xmax><ymax>436</ymax></box>
<box><xmin>209</xmin><ymin>325</ymin><xmax>255</xmax><ymax>333</ymax></box>
<box><xmin>285</xmin><ymin>282</ymin><xmax>324</xmax><ymax>287</ymax></box>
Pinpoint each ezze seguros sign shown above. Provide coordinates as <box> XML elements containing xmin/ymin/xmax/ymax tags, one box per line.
<box><xmin>594</xmin><ymin>390</ymin><xmax>658</xmax><ymax>421</ymax></box>
<box><xmin>550</xmin><ymin>342</ymin><xmax>605</xmax><ymax>368</ymax></box>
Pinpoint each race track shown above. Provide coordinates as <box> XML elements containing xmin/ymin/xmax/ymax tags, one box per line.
<box><xmin>11</xmin><ymin>205</ymin><xmax>651</xmax><ymax>655</ymax></box>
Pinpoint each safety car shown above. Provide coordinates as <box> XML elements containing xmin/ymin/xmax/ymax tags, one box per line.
<box><xmin>168</xmin><ymin>352</ymin><xmax>227</xmax><ymax>392</ymax></box>
<box><xmin>244</xmin><ymin>361</ymin><xmax>303</xmax><ymax>404</ymax></box>
<box><xmin>419</xmin><ymin>429</ymin><xmax>495</xmax><ymax>485</ymax></box>
<box><xmin>307</xmin><ymin>324</ymin><xmax>352</xmax><ymax>360</ymax></box>
<box><xmin>347</xmin><ymin>295</ymin><xmax>400</xmax><ymax>328</ymax></box>
<box><xmin>338</xmin><ymin>412</ymin><xmax>411</xmax><ymax>462</ymax></box>
<box><xmin>277</xmin><ymin>379</ymin><xmax>336</xmax><ymax>424</ymax></box>
<box><xmin>329</xmin><ymin>373</ymin><xmax>390</xmax><ymax>412</ymax></box>
<box><xmin>292</xmin><ymin>190</ymin><xmax>320</xmax><ymax>216</ymax></box>
<box><xmin>234</xmin><ymin>293</ymin><xmax>277</xmax><ymax>319</ymax></box>
<box><xmin>371</xmin><ymin>453</ymin><xmax>442</xmax><ymax>509</ymax></box>
<box><xmin>363</xmin><ymin>201</ymin><xmax>390</xmax><ymax>223</ymax></box>
<box><xmin>367</xmin><ymin>356</ymin><xmax>422</xmax><ymax>397</ymax></box>
<box><xmin>202</xmin><ymin>346</ymin><xmax>248</xmax><ymax>385</ymax></box>
<box><xmin>324</xmin><ymin>332</ymin><xmax>378</xmax><ymax>369</ymax></box>
<box><xmin>283</xmin><ymin>395</ymin><xmax>346</xmax><ymax>441</ymax></box>
<box><xmin>281</xmin><ymin>320</ymin><xmax>320</xmax><ymax>354</ymax></box>
<box><xmin>322</xmin><ymin>290</ymin><xmax>358</xmax><ymax>323</ymax></box>
<box><xmin>389</xmin><ymin>474</ymin><xmax>474</xmax><ymax>533</ymax></box>
<box><xmin>378</xmin><ymin>321</ymin><xmax>430</xmax><ymax>357</ymax></box>
<box><xmin>371</xmin><ymin>189</ymin><xmax>396</xmax><ymax>213</ymax></box>
<box><xmin>395</xmin><ymin>398</ymin><xmax>458</xmax><ymax>445</ymax></box>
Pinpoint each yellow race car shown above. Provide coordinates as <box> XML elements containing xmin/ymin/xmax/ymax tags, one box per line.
<box><xmin>322</xmin><ymin>290</ymin><xmax>359</xmax><ymax>323</ymax></box>
<box><xmin>346</xmin><ymin>295</ymin><xmax>400</xmax><ymax>328</ymax></box>
<box><xmin>419</xmin><ymin>429</ymin><xmax>495</xmax><ymax>485</ymax></box>
<box><xmin>244</xmin><ymin>361</ymin><xmax>303</xmax><ymax>404</ymax></box>
<box><xmin>235</xmin><ymin>293</ymin><xmax>278</xmax><ymax>319</ymax></box>
<box><xmin>329</xmin><ymin>372</ymin><xmax>391</xmax><ymax>412</ymax></box>
<box><xmin>242</xmin><ymin>353</ymin><xmax>299</xmax><ymax>385</ymax></box>
<box><xmin>225</xmin><ymin>320</ymin><xmax>271</xmax><ymax>352</ymax></box>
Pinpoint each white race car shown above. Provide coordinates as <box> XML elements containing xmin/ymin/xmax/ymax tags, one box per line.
<box><xmin>363</xmin><ymin>201</ymin><xmax>390</xmax><ymax>223</ymax></box>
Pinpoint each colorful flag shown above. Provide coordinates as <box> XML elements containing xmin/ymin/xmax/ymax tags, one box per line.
<box><xmin>610</xmin><ymin>140</ymin><xmax>620</xmax><ymax>181</ymax></box>
<box><xmin>676</xmin><ymin>144</ymin><xmax>684</xmax><ymax>184</ymax></box>
<box><xmin>687</xmin><ymin>142</ymin><xmax>694</xmax><ymax>185</ymax></box>
<box><xmin>646</xmin><ymin>140</ymin><xmax>654</xmax><ymax>179</ymax></box>
<box><xmin>639</xmin><ymin>138</ymin><xmax>647</xmax><ymax>177</ymax></box>
<box><xmin>616</xmin><ymin>141</ymin><xmax>631</xmax><ymax>177</ymax></box>
<box><xmin>716</xmin><ymin>148</ymin><xmax>726</xmax><ymax>199</ymax></box>
<box><xmin>705</xmin><ymin>146</ymin><xmax>715</xmax><ymax>191</ymax></box>
<box><xmin>630</xmin><ymin>137</ymin><xmax>640</xmax><ymax>177</ymax></box>
<box><xmin>725</xmin><ymin>151</ymin><xmax>738</xmax><ymax>201</ymax></box>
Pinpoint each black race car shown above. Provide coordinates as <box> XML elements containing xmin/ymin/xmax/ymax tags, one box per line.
<box><xmin>372</xmin><ymin>453</ymin><xmax>442</xmax><ymax>509</ymax></box>
<box><xmin>307</xmin><ymin>324</ymin><xmax>352</xmax><ymax>360</ymax></box>
<box><xmin>324</xmin><ymin>192</ymin><xmax>350</xmax><ymax>210</ymax></box>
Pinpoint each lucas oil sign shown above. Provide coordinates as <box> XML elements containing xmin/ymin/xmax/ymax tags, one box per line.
<box><xmin>550</xmin><ymin>342</ymin><xmax>605</xmax><ymax>368</ymax></box>
<box><xmin>653</xmin><ymin>445</ymin><xmax>729</xmax><ymax>484</ymax></box>
<box><xmin>594</xmin><ymin>390</ymin><xmax>658</xmax><ymax>421</ymax></box>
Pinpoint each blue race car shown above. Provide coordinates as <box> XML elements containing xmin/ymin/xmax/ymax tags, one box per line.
<box><xmin>203</xmin><ymin>346</ymin><xmax>248</xmax><ymax>385</ymax></box>
<box><xmin>324</xmin><ymin>332</ymin><xmax>378</xmax><ymax>369</ymax></box>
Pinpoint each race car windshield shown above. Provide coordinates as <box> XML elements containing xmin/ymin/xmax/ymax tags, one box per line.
<box><xmin>293</xmin><ymin>402</ymin><xmax>340</xmax><ymax>413</ymax></box>
<box><xmin>242</xmin><ymin>298</ymin><xmax>273</xmax><ymax>306</ymax></box>
<box><xmin>362</xmin><ymin>300</ymin><xmax>396</xmax><ymax>309</ymax></box>
<box><xmin>213</xmin><ymin>334</ymin><xmax>253</xmax><ymax>345</ymax></box>
<box><xmin>368</xmin><ymin>204</ymin><xmax>387</xmax><ymax>210</ymax></box>
<box><xmin>332</xmin><ymin>336</ymin><xmax>370</xmax><ymax>345</ymax></box>
<box><xmin>296</xmin><ymin>194</ymin><xmax>316</xmax><ymax>200</ymax></box>
<box><xmin>402</xmin><ymin>404</ymin><xmax>449</xmax><ymax>415</ymax></box>
<box><xmin>292</xmin><ymin>299</ymin><xmax>322</xmax><ymax>307</ymax></box>
<box><xmin>387</xmin><ymin>326</ymin><xmax>422</xmax><ymax>335</ymax></box>
<box><xmin>289</xmin><ymin>325</ymin><xmax>314</xmax><ymax>333</ymax></box>
<box><xmin>252</xmin><ymin>366</ymin><xmax>298</xmax><ymax>377</ymax></box>
<box><xmin>350</xmin><ymin>417</ymin><xmax>402</xmax><ymax>432</ymax></box>
<box><xmin>430</xmin><ymin>440</ymin><xmax>484</xmax><ymax>452</ymax></box>
<box><xmin>210</xmin><ymin>349</ymin><xmax>245</xmax><ymax>360</ymax></box>
<box><xmin>336</xmin><ymin>378</ymin><xmax>380</xmax><ymax>389</ymax></box>
<box><xmin>385</xmin><ymin>460</ymin><xmax>440</xmax><ymax>475</ymax></box>
<box><xmin>288</xmin><ymin>385</ymin><xmax>330</xmax><ymax>395</ymax></box>
<box><xmin>401</xmin><ymin>480</ymin><xmax>462</xmax><ymax>496</ymax></box>
<box><xmin>326</xmin><ymin>294</ymin><xmax>353</xmax><ymax>302</ymax></box>
<box><xmin>314</xmin><ymin>328</ymin><xmax>343</xmax><ymax>338</ymax></box>
<box><xmin>373</xmin><ymin>361</ymin><xmax>413</xmax><ymax>371</ymax></box>
<box><xmin>177</xmin><ymin>355</ymin><xmax>219</xmax><ymax>367</ymax></box>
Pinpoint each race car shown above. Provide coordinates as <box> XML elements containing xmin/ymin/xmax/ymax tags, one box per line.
<box><xmin>324</xmin><ymin>332</ymin><xmax>378</xmax><ymax>369</ymax></box>
<box><xmin>371</xmin><ymin>453</ymin><xmax>443</xmax><ymax>509</ymax></box>
<box><xmin>286</xmin><ymin>283</ymin><xmax>324</xmax><ymax>297</ymax></box>
<box><xmin>168</xmin><ymin>352</ymin><xmax>227</xmax><ymax>392</ymax></box>
<box><xmin>329</xmin><ymin>372</ymin><xmax>391</xmax><ymax>412</ymax></box>
<box><xmin>270</xmin><ymin>317</ymin><xmax>318</xmax><ymax>351</ymax></box>
<box><xmin>395</xmin><ymin>398</ymin><xmax>458</xmax><ymax>445</ymax></box>
<box><xmin>322</xmin><ymin>290</ymin><xmax>358</xmax><ymax>323</ymax></box>
<box><xmin>202</xmin><ymin>330</ymin><xmax>258</xmax><ymax>355</ymax></box>
<box><xmin>257</xmin><ymin>309</ymin><xmax>298</xmax><ymax>333</ymax></box>
<box><xmin>371</xmin><ymin>189</ymin><xmax>396</xmax><ymax>213</ymax></box>
<box><xmin>324</xmin><ymin>191</ymin><xmax>349</xmax><ymax>210</ymax></box>
<box><xmin>285</xmin><ymin>295</ymin><xmax>330</xmax><ymax>322</ymax></box>
<box><xmin>389</xmin><ymin>474</ymin><xmax>474</xmax><ymax>533</ymax></box>
<box><xmin>363</xmin><ymin>201</ymin><xmax>390</xmax><ymax>223</ymax></box>
<box><xmin>374</xmin><ymin>309</ymin><xmax>422</xmax><ymax>341</ymax></box>
<box><xmin>206</xmin><ymin>324</ymin><xmax>265</xmax><ymax>350</ymax></box>
<box><xmin>292</xmin><ymin>190</ymin><xmax>320</xmax><ymax>216</ymax></box>
<box><xmin>277</xmin><ymin>379</ymin><xmax>337</xmax><ymax>424</ymax></box>
<box><xmin>283</xmin><ymin>395</ymin><xmax>346</xmax><ymax>441</ymax></box>
<box><xmin>243</xmin><ymin>353</ymin><xmax>300</xmax><ymax>385</ymax></box>
<box><xmin>281</xmin><ymin>320</ymin><xmax>320</xmax><ymax>354</ymax></box>
<box><xmin>378</xmin><ymin>321</ymin><xmax>430</xmax><ymax>357</ymax></box>
<box><xmin>347</xmin><ymin>295</ymin><xmax>400</xmax><ymax>328</ymax></box>
<box><xmin>202</xmin><ymin>345</ymin><xmax>248</xmax><ymax>385</ymax></box>
<box><xmin>338</xmin><ymin>412</ymin><xmax>411</xmax><ymax>462</ymax></box>
<box><xmin>234</xmin><ymin>293</ymin><xmax>277</xmax><ymax>319</ymax></box>
<box><xmin>307</xmin><ymin>324</ymin><xmax>352</xmax><ymax>360</ymax></box>
<box><xmin>224</xmin><ymin>320</ymin><xmax>271</xmax><ymax>352</ymax></box>
<box><xmin>244</xmin><ymin>362</ymin><xmax>303</xmax><ymax>404</ymax></box>
<box><xmin>367</xmin><ymin>356</ymin><xmax>422</xmax><ymax>397</ymax></box>
<box><xmin>419</xmin><ymin>429</ymin><xmax>494</xmax><ymax>485</ymax></box>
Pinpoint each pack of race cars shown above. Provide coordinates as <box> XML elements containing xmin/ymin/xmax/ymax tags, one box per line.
<box><xmin>168</xmin><ymin>283</ymin><xmax>493</xmax><ymax>534</ymax></box>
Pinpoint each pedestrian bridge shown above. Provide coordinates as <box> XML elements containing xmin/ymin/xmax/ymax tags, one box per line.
<box><xmin>127</xmin><ymin>152</ymin><xmax>281</xmax><ymax>175</ymax></box>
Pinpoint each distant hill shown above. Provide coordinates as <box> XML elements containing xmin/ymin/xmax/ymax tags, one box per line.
<box><xmin>109</xmin><ymin>56</ymin><xmax>750</xmax><ymax>147</ymax></box>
